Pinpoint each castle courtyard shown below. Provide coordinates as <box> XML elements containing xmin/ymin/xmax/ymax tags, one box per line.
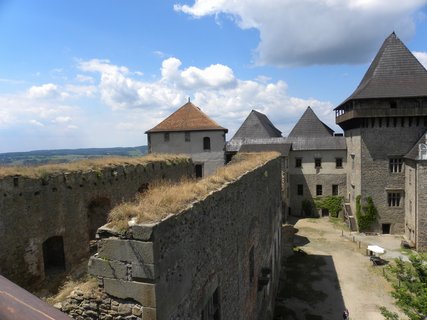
<box><xmin>276</xmin><ymin>217</ymin><xmax>406</xmax><ymax>320</ymax></box>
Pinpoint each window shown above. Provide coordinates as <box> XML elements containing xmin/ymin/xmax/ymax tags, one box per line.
<box><xmin>390</xmin><ymin>101</ymin><xmax>397</xmax><ymax>109</ymax></box>
<box><xmin>203</xmin><ymin>137</ymin><xmax>211</xmax><ymax>151</ymax></box>
<box><xmin>297</xmin><ymin>184</ymin><xmax>303</xmax><ymax>196</ymax></box>
<box><xmin>185</xmin><ymin>132</ymin><xmax>191</xmax><ymax>142</ymax></box>
<box><xmin>388</xmin><ymin>192</ymin><xmax>401</xmax><ymax>207</ymax></box>
<box><xmin>164</xmin><ymin>132</ymin><xmax>170</xmax><ymax>142</ymax></box>
<box><xmin>314</xmin><ymin>158</ymin><xmax>322</xmax><ymax>168</ymax></box>
<box><xmin>389</xmin><ymin>158</ymin><xmax>403</xmax><ymax>173</ymax></box>
<box><xmin>316</xmin><ymin>185</ymin><xmax>322</xmax><ymax>196</ymax></box>
<box><xmin>332</xmin><ymin>184</ymin><xmax>338</xmax><ymax>196</ymax></box>
<box><xmin>295</xmin><ymin>158</ymin><xmax>302</xmax><ymax>168</ymax></box>
<box><xmin>335</xmin><ymin>158</ymin><xmax>343</xmax><ymax>168</ymax></box>
<box><xmin>201</xmin><ymin>288</ymin><xmax>221</xmax><ymax>320</ymax></box>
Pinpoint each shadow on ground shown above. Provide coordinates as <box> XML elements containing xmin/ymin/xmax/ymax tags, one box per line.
<box><xmin>275</xmin><ymin>223</ymin><xmax>346</xmax><ymax>320</ymax></box>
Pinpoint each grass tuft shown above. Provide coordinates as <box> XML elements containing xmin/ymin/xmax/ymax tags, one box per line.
<box><xmin>107</xmin><ymin>152</ymin><xmax>279</xmax><ymax>229</ymax></box>
<box><xmin>0</xmin><ymin>153</ymin><xmax>189</xmax><ymax>178</ymax></box>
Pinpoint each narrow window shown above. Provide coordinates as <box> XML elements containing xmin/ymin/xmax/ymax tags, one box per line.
<box><xmin>387</xmin><ymin>192</ymin><xmax>401</xmax><ymax>207</ymax></box>
<box><xmin>164</xmin><ymin>132</ymin><xmax>170</xmax><ymax>142</ymax></box>
<box><xmin>401</xmin><ymin>117</ymin><xmax>404</xmax><ymax>127</ymax></box>
<box><xmin>378</xmin><ymin>118</ymin><xmax>382</xmax><ymax>127</ymax></box>
<box><xmin>386</xmin><ymin>118</ymin><xmax>390</xmax><ymax>127</ymax></box>
<box><xmin>408</xmin><ymin>117</ymin><xmax>413</xmax><ymax>127</ymax></box>
<box><xmin>393</xmin><ymin>118</ymin><xmax>397</xmax><ymax>127</ymax></box>
<box><xmin>203</xmin><ymin>137</ymin><xmax>211</xmax><ymax>151</ymax></box>
<box><xmin>185</xmin><ymin>132</ymin><xmax>191</xmax><ymax>142</ymax></box>
<box><xmin>295</xmin><ymin>158</ymin><xmax>302</xmax><ymax>168</ymax></box>
<box><xmin>332</xmin><ymin>184</ymin><xmax>338</xmax><ymax>196</ymax></box>
<box><xmin>314</xmin><ymin>158</ymin><xmax>322</xmax><ymax>168</ymax></box>
<box><xmin>297</xmin><ymin>184</ymin><xmax>303</xmax><ymax>196</ymax></box>
<box><xmin>390</xmin><ymin>101</ymin><xmax>397</xmax><ymax>109</ymax></box>
<box><xmin>389</xmin><ymin>158</ymin><xmax>403</xmax><ymax>173</ymax></box>
<box><xmin>316</xmin><ymin>185</ymin><xmax>322</xmax><ymax>196</ymax></box>
<box><xmin>335</xmin><ymin>158</ymin><xmax>343</xmax><ymax>168</ymax></box>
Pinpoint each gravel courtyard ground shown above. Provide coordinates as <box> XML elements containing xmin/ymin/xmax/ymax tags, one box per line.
<box><xmin>274</xmin><ymin>217</ymin><xmax>407</xmax><ymax>320</ymax></box>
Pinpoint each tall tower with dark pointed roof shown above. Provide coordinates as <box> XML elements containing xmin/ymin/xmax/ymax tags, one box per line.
<box><xmin>335</xmin><ymin>33</ymin><xmax>427</xmax><ymax>235</ymax></box>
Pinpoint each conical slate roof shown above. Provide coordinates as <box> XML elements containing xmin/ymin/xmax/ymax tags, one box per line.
<box><xmin>288</xmin><ymin>107</ymin><xmax>334</xmax><ymax>138</ymax></box>
<box><xmin>286</xmin><ymin>107</ymin><xmax>346</xmax><ymax>150</ymax></box>
<box><xmin>231</xmin><ymin>110</ymin><xmax>282</xmax><ymax>140</ymax></box>
<box><xmin>146</xmin><ymin>101</ymin><xmax>227</xmax><ymax>133</ymax></box>
<box><xmin>336</xmin><ymin>32</ymin><xmax>427</xmax><ymax>109</ymax></box>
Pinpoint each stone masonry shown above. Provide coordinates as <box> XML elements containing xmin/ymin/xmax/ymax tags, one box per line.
<box><xmin>88</xmin><ymin>157</ymin><xmax>283</xmax><ymax>320</ymax></box>
<box><xmin>0</xmin><ymin>157</ymin><xmax>193</xmax><ymax>289</ymax></box>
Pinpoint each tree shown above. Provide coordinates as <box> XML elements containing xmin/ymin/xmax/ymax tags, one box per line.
<box><xmin>382</xmin><ymin>254</ymin><xmax>427</xmax><ymax>319</ymax></box>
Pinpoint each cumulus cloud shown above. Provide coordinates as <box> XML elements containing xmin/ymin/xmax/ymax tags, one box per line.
<box><xmin>174</xmin><ymin>0</ymin><xmax>427</xmax><ymax>66</ymax></box>
<box><xmin>414</xmin><ymin>51</ymin><xmax>427</xmax><ymax>68</ymax></box>
<box><xmin>27</xmin><ymin>83</ymin><xmax>64</xmax><ymax>99</ymax></box>
<box><xmin>78</xmin><ymin>57</ymin><xmax>335</xmax><ymax>136</ymax></box>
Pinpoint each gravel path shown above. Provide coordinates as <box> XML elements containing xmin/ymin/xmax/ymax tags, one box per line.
<box><xmin>275</xmin><ymin>217</ymin><xmax>406</xmax><ymax>320</ymax></box>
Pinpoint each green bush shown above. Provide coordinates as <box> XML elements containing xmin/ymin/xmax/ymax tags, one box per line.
<box><xmin>314</xmin><ymin>196</ymin><xmax>344</xmax><ymax>218</ymax></box>
<box><xmin>356</xmin><ymin>195</ymin><xmax>377</xmax><ymax>232</ymax></box>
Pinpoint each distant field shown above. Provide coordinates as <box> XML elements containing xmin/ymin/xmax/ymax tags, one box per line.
<box><xmin>0</xmin><ymin>146</ymin><xmax>148</xmax><ymax>166</ymax></box>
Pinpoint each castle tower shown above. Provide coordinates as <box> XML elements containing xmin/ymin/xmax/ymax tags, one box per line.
<box><xmin>335</xmin><ymin>32</ymin><xmax>427</xmax><ymax>234</ymax></box>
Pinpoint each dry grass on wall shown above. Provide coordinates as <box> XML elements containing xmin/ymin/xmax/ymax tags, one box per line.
<box><xmin>0</xmin><ymin>154</ymin><xmax>190</xmax><ymax>178</ymax></box>
<box><xmin>108</xmin><ymin>152</ymin><xmax>280</xmax><ymax>230</ymax></box>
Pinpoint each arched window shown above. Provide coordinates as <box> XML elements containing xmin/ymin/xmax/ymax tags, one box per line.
<box><xmin>203</xmin><ymin>137</ymin><xmax>211</xmax><ymax>151</ymax></box>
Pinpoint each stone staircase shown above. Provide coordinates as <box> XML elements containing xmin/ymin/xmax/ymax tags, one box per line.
<box><xmin>344</xmin><ymin>203</ymin><xmax>357</xmax><ymax>231</ymax></box>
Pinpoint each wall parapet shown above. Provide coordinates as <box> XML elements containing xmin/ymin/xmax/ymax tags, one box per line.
<box><xmin>0</xmin><ymin>155</ymin><xmax>193</xmax><ymax>289</ymax></box>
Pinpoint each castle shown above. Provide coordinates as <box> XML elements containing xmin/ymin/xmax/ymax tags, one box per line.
<box><xmin>0</xmin><ymin>32</ymin><xmax>426</xmax><ymax>319</ymax></box>
<box><xmin>149</xmin><ymin>33</ymin><xmax>427</xmax><ymax>250</ymax></box>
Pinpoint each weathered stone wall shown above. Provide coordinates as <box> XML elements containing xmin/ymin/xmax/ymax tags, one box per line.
<box><xmin>343</xmin><ymin>114</ymin><xmax>427</xmax><ymax>234</ymax></box>
<box><xmin>405</xmin><ymin>160</ymin><xmax>417</xmax><ymax>244</ymax></box>
<box><xmin>89</xmin><ymin>158</ymin><xmax>282</xmax><ymax>320</ymax></box>
<box><xmin>359</xmin><ymin>121</ymin><xmax>426</xmax><ymax>233</ymax></box>
<box><xmin>0</xmin><ymin>158</ymin><xmax>193</xmax><ymax>289</ymax></box>
<box><xmin>416</xmin><ymin>161</ymin><xmax>427</xmax><ymax>251</ymax></box>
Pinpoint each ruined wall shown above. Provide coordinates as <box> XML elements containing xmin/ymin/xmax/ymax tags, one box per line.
<box><xmin>0</xmin><ymin>158</ymin><xmax>193</xmax><ymax>288</ymax></box>
<box><xmin>88</xmin><ymin>158</ymin><xmax>282</xmax><ymax>320</ymax></box>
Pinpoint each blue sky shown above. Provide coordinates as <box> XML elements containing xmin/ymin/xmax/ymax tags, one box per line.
<box><xmin>1</xmin><ymin>0</ymin><xmax>427</xmax><ymax>153</ymax></box>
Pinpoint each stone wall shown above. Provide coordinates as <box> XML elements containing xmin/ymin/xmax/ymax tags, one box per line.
<box><xmin>344</xmin><ymin>116</ymin><xmax>427</xmax><ymax>234</ymax></box>
<box><xmin>0</xmin><ymin>158</ymin><xmax>193</xmax><ymax>289</ymax></box>
<box><xmin>415</xmin><ymin>161</ymin><xmax>427</xmax><ymax>251</ymax></box>
<box><xmin>88</xmin><ymin>157</ymin><xmax>283</xmax><ymax>320</ymax></box>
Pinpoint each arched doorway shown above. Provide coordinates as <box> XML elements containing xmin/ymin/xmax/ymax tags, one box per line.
<box><xmin>42</xmin><ymin>236</ymin><xmax>65</xmax><ymax>274</ymax></box>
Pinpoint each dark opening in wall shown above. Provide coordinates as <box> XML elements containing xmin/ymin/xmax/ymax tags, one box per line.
<box><xmin>195</xmin><ymin>164</ymin><xmax>203</xmax><ymax>178</ymax></box>
<box><xmin>138</xmin><ymin>183</ymin><xmax>149</xmax><ymax>194</ymax></box>
<box><xmin>382</xmin><ymin>224</ymin><xmax>391</xmax><ymax>234</ymax></box>
<box><xmin>87</xmin><ymin>197</ymin><xmax>112</xmax><ymax>240</ymax></box>
<box><xmin>42</xmin><ymin>236</ymin><xmax>65</xmax><ymax>274</ymax></box>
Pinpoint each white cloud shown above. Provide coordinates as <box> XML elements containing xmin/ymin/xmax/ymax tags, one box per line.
<box><xmin>413</xmin><ymin>51</ymin><xmax>427</xmax><ymax>68</ymax></box>
<box><xmin>29</xmin><ymin>119</ymin><xmax>44</xmax><ymax>127</ymax></box>
<box><xmin>53</xmin><ymin>116</ymin><xmax>71</xmax><ymax>123</ymax></box>
<box><xmin>76</xmin><ymin>74</ymin><xmax>95</xmax><ymax>83</ymax></box>
<box><xmin>174</xmin><ymin>0</ymin><xmax>427</xmax><ymax>66</ymax></box>
<box><xmin>27</xmin><ymin>83</ymin><xmax>62</xmax><ymax>99</ymax></box>
<box><xmin>78</xmin><ymin>57</ymin><xmax>336</xmax><ymax>136</ymax></box>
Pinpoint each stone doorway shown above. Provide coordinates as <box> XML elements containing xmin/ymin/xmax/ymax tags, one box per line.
<box><xmin>42</xmin><ymin>236</ymin><xmax>66</xmax><ymax>274</ymax></box>
<box><xmin>87</xmin><ymin>197</ymin><xmax>111</xmax><ymax>240</ymax></box>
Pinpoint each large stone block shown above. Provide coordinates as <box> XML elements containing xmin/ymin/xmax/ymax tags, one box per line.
<box><xmin>131</xmin><ymin>263</ymin><xmax>157</xmax><ymax>280</ymax></box>
<box><xmin>103</xmin><ymin>279</ymin><xmax>156</xmax><ymax>307</ymax></box>
<box><xmin>131</xmin><ymin>224</ymin><xmax>156</xmax><ymax>241</ymax></box>
<box><xmin>142</xmin><ymin>307</ymin><xmax>157</xmax><ymax>320</ymax></box>
<box><xmin>98</xmin><ymin>238</ymin><xmax>155</xmax><ymax>264</ymax></box>
<box><xmin>88</xmin><ymin>257</ymin><xmax>127</xmax><ymax>280</ymax></box>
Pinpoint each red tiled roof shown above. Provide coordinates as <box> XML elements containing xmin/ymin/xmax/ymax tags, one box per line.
<box><xmin>146</xmin><ymin>102</ymin><xmax>228</xmax><ymax>133</ymax></box>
